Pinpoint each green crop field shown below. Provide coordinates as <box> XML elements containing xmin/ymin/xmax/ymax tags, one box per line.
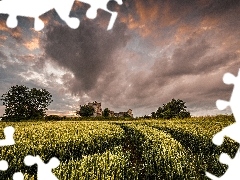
<box><xmin>0</xmin><ymin>115</ymin><xmax>238</xmax><ymax>180</ymax></box>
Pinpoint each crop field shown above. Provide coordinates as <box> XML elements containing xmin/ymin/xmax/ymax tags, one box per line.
<box><xmin>0</xmin><ymin>115</ymin><xmax>238</xmax><ymax>179</ymax></box>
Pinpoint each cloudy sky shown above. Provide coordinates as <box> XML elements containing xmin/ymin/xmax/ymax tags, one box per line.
<box><xmin>0</xmin><ymin>0</ymin><xmax>239</xmax><ymax>117</ymax></box>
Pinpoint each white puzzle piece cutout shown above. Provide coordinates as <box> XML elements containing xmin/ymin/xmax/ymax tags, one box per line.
<box><xmin>0</xmin><ymin>127</ymin><xmax>60</xmax><ymax>180</ymax></box>
<box><xmin>0</xmin><ymin>0</ymin><xmax>80</xmax><ymax>30</ymax></box>
<box><xmin>12</xmin><ymin>172</ymin><xmax>24</xmax><ymax>180</ymax></box>
<box><xmin>0</xmin><ymin>160</ymin><xmax>26</xmax><ymax>180</ymax></box>
<box><xmin>206</xmin><ymin>69</ymin><xmax>240</xmax><ymax>179</ymax></box>
<box><xmin>24</xmin><ymin>155</ymin><xmax>60</xmax><ymax>180</ymax></box>
<box><xmin>0</xmin><ymin>160</ymin><xmax>8</xmax><ymax>171</ymax></box>
<box><xmin>78</xmin><ymin>0</ymin><xmax>123</xmax><ymax>30</ymax></box>
<box><xmin>0</xmin><ymin>126</ymin><xmax>15</xmax><ymax>146</ymax></box>
<box><xmin>0</xmin><ymin>126</ymin><xmax>23</xmax><ymax>180</ymax></box>
<box><xmin>0</xmin><ymin>0</ymin><xmax>122</xmax><ymax>30</ymax></box>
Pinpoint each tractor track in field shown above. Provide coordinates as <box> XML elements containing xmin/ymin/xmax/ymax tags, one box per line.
<box><xmin>0</xmin><ymin>133</ymin><xmax>124</xmax><ymax>179</ymax></box>
<box><xmin>117</xmin><ymin>123</ymin><xmax>199</xmax><ymax>179</ymax></box>
<box><xmin>117</xmin><ymin>123</ymin><xmax>147</xmax><ymax>180</ymax></box>
<box><xmin>149</xmin><ymin>125</ymin><xmax>236</xmax><ymax>178</ymax></box>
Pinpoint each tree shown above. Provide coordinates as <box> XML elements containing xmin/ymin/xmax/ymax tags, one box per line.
<box><xmin>1</xmin><ymin>85</ymin><xmax>53</xmax><ymax>121</ymax></box>
<box><xmin>156</xmin><ymin>107</ymin><xmax>164</xmax><ymax>118</ymax></box>
<box><xmin>155</xmin><ymin>99</ymin><xmax>191</xmax><ymax>119</ymax></box>
<box><xmin>151</xmin><ymin>112</ymin><xmax>156</xmax><ymax>118</ymax></box>
<box><xmin>103</xmin><ymin>108</ymin><xmax>110</xmax><ymax>117</ymax></box>
<box><xmin>76</xmin><ymin>105</ymin><xmax>94</xmax><ymax>117</ymax></box>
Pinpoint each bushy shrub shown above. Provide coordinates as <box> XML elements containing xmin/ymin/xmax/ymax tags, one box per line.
<box><xmin>155</xmin><ymin>99</ymin><xmax>191</xmax><ymax>119</ymax></box>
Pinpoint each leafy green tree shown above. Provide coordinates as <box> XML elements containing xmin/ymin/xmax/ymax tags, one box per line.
<box><xmin>1</xmin><ymin>85</ymin><xmax>53</xmax><ymax>121</ymax></box>
<box><xmin>76</xmin><ymin>105</ymin><xmax>94</xmax><ymax>117</ymax></box>
<box><xmin>151</xmin><ymin>112</ymin><xmax>156</xmax><ymax>119</ymax></box>
<box><xmin>156</xmin><ymin>106</ymin><xmax>164</xmax><ymax>118</ymax></box>
<box><xmin>155</xmin><ymin>99</ymin><xmax>191</xmax><ymax>119</ymax></box>
<box><xmin>103</xmin><ymin>108</ymin><xmax>110</xmax><ymax>117</ymax></box>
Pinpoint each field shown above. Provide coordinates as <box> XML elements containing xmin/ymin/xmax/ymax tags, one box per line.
<box><xmin>0</xmin><ymin>115</ymin><xmax>238</xmax><ymax>180</ymax></box>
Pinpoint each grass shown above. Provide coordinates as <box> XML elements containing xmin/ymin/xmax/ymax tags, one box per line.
<box><xmin>0</xmin><ymin>115</ymin><xmax>237</xmax><ymax>179</ymax></box>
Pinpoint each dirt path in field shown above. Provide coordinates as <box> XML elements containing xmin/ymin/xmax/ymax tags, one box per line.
<box><xmin>150</xmin><ymin>125</ymin><xmax>230</xmax><ymax>179</ymax></box>
<box><xmin>117</xmin><ymin>123</ymin><xmax>198</xmax><ymax>179</ymax></box>
<box><xmin>116</xmin><ymin>123</ymin><xmax>147</xmax><ymax>179</ymax></box>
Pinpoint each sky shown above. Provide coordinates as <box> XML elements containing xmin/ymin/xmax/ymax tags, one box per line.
<box><xmin>0</xmin><ymin>0</ymin><xmax>240</xmax><ymax>117</ymax></box>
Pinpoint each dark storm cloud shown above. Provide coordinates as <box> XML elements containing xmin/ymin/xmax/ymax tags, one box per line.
<box><xmin>161</xmin><ymin>39</ymin><xmax>211</xmax><ymax>76</ymax></box>
<box><xmin>0</xmin><ymin>51</ymin><xmax>7</xmax><ymax>60</ymax></box>
<box><xmin>151</xmin><ymin>38</ymin><xmax>239</xmax><ymax>77</ymax></box>
<box><xmin>44</xmin><ymin>20</ymin><xmax>129</xmax><ymax>94</ymax></box>
<box><xmin>119</xmin><ymin>36</ymin><xmax>239</xmax><ymax>116</ymax></box>
<box><xmin>203</xmin><ymin>0</ymin><xmax>240</xmax><ymax>16</ymax></box>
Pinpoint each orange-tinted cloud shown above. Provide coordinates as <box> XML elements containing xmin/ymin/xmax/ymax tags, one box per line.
<box><xmin>23</xmin><ymin>38</ymin><xmax>40</xmax><ymax>50</ymax></box>
<box><xmin>119</xmin><ymin>0</ymin><xmax>194</xmax><ymax>38</ymax></box>
<box><xmin>0</xmin><ymin>20</ymin><xmax>8</xmax><ymax>31</ymax></box>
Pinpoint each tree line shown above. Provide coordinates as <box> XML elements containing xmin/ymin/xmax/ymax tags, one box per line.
<box><xmin>76</xmin><ymin>105</ymin><xmax>112</xmax><ymax>117</ymax></box>
<box><xmin>0</xmin><ymin>85</ymin><xmax>191</xmax><ymax>121</ymax></box>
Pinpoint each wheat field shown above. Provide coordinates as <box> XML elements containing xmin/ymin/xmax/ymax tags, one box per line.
<box><xmin>0</xmin><ymin>115</ymin><xmax>238</xmax><ymax>180</ymax></box>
